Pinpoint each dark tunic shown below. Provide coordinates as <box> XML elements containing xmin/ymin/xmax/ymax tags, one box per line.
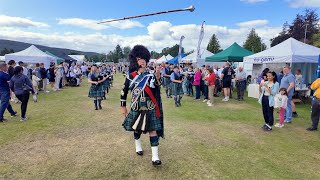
<box><xmin>121</xmin><ymin>71</ymin><xmax>164</xmax><ymax>137</ymax></box>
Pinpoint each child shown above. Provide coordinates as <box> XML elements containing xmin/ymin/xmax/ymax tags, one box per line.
<box><xmin>32</xmin><ymin>72</ymin><xmax>40</xmax><ymax>102</ymax></box>
<box><xmin>275</xmin><ymin>88</ymin><xmax>288</xmax><ymax>128</ymax></box>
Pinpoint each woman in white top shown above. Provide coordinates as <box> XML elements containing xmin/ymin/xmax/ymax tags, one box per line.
<box><xmin>259</xmin><ymin>71</ymin><xmax>279</xmax><ymax>131</ymax></box>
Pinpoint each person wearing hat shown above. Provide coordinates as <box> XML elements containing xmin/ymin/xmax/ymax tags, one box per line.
<box><xmin>120</xmin><ymin>45</ymin><xmax>164</xmax><ymax>166</ymax></box>
<box><xmin>0</xmin><ymin>63</ymin><xmax>17</xmax><ymax>122</ymax></box>
<box><xmin>170</xmin><ymin>66</ymin><xmax>183</xmax><ymax>107</ymax></box>
<box><xmin>161</xmin><ymin>62</ymin><xmax>172</xmax><ymax>98</ymax></box>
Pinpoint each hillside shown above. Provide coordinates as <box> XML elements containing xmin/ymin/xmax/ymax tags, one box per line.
<box><xmin>0</xmin><ymin>39</ymin><xmax>102</xmax><ymax>57</ymax></box>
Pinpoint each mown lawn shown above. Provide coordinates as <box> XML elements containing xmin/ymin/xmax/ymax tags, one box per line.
<box><xmin>0</xmin><ymin>74</ymin><xmax>319</xmax><ymax>180</ymax></box>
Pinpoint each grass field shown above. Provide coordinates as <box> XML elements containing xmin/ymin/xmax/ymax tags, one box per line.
<box><xmin>0</xmin><ymin>74</ymin><xmax>319</xmax><ymax>180</ymax></box>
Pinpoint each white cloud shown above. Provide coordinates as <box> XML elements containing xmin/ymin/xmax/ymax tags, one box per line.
<box><xmin>287</xmin><ymin>0</ymin><xmax>320</xmax><ymax>8</ymax></box>
<box><xmin>0</xmin><ymin>15</ymin><xmax>49</xmax><ymax>28</ymax></box>
<box><xmin>0</xmin><ymin>21</ymin><xmax>281</xmax><ymax>54</ymax></box>
<box><xmin>237</xmin><ymin>20</ymin><xmax>269</xmax><ymax>27</ymax></box>
<box><xmin>57</xmin><ymin>18</ymin><xmax>144</xmax><ymax>30</ymax></box>
<box><xmin>240</xmin><ymin>0</ymin><xmax>268</xmax><ymax>4</ymax></box>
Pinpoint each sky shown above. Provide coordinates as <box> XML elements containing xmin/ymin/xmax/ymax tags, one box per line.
<box><xmin>0</xmin><ymin>0</ymin><xmax>319</xmax><ymax>54</ymax></box>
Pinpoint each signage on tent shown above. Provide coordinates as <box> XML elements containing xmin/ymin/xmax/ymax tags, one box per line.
<box><xmin>254</xmin><ymin>56</ymin><xmax>275</xmax><ymax>63</ymax></box>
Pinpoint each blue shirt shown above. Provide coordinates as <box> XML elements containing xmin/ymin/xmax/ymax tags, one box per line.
<box><xmin>170</xmin><ymin>72</ymin><xmax>180</xmax><ymax>81</ymax></box>
<box><xmin>280</xmin><ymin>73</ymin><xmax>295</xmax><ymax>97</ymax></box>
<box><xmin>0</xmin><ymin>71</ymin><xmax>10</xmax><ymax>92</ymax></box>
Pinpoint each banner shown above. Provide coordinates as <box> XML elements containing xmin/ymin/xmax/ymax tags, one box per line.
<box><xmin>197</xmin><ymin>21</ymin><xmax>205</xmax><ymax>62</ymax></box>
<box><xmin>178</xmin><ymin>35</ymin><xmax>185</xmax><ymax>64</ymax></box>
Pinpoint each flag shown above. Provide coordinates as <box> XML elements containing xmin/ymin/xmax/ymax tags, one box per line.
<box><xmin>178</xmin><ymin>35</ymin><xmax>185</xmax><ymax>64</ymax></box>
<box><xmin>197</xmin><ymin>21</ymin><xmax>205</xmax><ymax>62</ymax></box>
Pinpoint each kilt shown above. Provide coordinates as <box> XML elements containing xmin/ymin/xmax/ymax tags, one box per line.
<box><xmin>101</xmin><ymin>80</ymin><xmax>110</xmax><ymax>91</ymax></box>
<box><xmin>122</xmin><ymin>100</ymin><xmax>163</xmax><ymax>134</ymax></box>
<box><xmin>163</xmin><ymin>77</ymin><xmax>171</xmax><ymax>87</ymax></box>
<box><xmin>88</xmin><ymin>84</ymin><xmax>105</xmax><ymax>98</ymax></box>
<box><xmin>171</xmin><ymin>83</ymin><xmax>184</xmax><ymax>96</ymax></box>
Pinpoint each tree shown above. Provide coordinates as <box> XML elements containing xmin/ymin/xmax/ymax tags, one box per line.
<box><xmin>123</xmin><ymin>46</ymin><xmax>131</xmax><ymax>60</ymax></box>
<box><xmin>0</xmin><ymin>48</ymin><xmax>10</xmax><ymax>56</ymax></box>
<box><xmin>243</xmin><ymin>28</ymin><xmax>266</xmax><ymax>53</ymax></box>
<box><xmin>9</xmin><ymin>49</ymin><xmax>14</xmax><ymax>53</ymax></box>
<box><xmin>151</xmin><ymin>51</ymin><xmax>161</xmax><ymax>59</ymax></box>
<box><xmin>311</xmin><ymin>33</ymin><xmax>320</xmax><ymax>47</ymax></box>
<box><xmin>271</xmin><ymin>9</ymin><xmax>319</xmax><ymax>46</ymax></box>
<box><xmin>114</xmin><ymin>44</ymin><xmax>123</xmax><ymax>63</ymax></box>
<box><xmin>207</xmin><ymin>34</ymin><xmax>222</xmax><ymax>53</ymax></box>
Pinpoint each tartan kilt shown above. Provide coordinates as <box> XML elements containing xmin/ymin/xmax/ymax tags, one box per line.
<box><xmin>163</xmin><ymin>77</ymin><xmax>171</xmax><ymax>87</ymax></box>
<box><xmin>122</xmin><ymin>108</ymin><xmax>163</xmax><ymax>133</ymax></box>
<box><xmin>171</xmin><ymin>83</ymin><xmax>184</xmax><ymax>96</ymax></box>
<box><xmin>101</xmin><ymin>80</ymin><xmax>109</xmax><ymax>90</ymax></box>
<box><xmin>88</xmin><ymin>84</ymin><xmax>105</xmax><ymax>98</ymax></box>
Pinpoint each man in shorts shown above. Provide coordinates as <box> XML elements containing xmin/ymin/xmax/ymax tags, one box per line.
<box><xmin>220</xmin><ymin>62</ymin><xmax>235</xmax><ymax>102</ymax></box>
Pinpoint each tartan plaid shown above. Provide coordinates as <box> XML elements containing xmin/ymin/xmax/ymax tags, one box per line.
<box><xmin>88</xmin><ymin>85</ymin><xmax>105</xmax><ymax>98</ymax></box>
<box><xmin>101</xmin><ymin>80</ymin><xmax>110</xmax><ymax>91</ymax></box>
<box><xmin>171</xmin><ymin>83</ymin><xmax>184</xmax><ymax>96</ymax></box>
<box><xmin>163</xmin><ymin>77</ymin><xmax>172</xmax><ymax>87</ymax></box>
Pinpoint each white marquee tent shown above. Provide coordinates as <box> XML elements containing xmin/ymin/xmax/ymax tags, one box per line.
<box><xmin>69</xmin><ymin>55</ymin><xmax>86</xmax><ymax>64</ymax></box>
<box><xmin>0</xmin><ymin>56</ymin><xmax>5</xmax><ymax>62</ymax></box>
<box><xmin>165</xmin><ymin>54</ymin><xmax>173</xmax><ymax>61</ymax></box>
<box><xmin>5</xmin><ymin>45</ymin><xmax>57</xmax><ymax>68</ymax></box>
<box><xmin>181</xmin><ymin>49</ymin><xmax>226</xmax><ymax>67</ymax></box>
<box><xmin>155</xmin><ymin>55</ymin><xmax>167</xmax><ymax>64</ymax></box>
<box><xmin>243</xmin><ymin>38</ymin><xmax>320</xmax><ymax>83</ymax></box>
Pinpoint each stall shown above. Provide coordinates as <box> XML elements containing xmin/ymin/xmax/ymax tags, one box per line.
<box><xmin>5</xmin><ymin>45</ymin><xmax>57</xmax><ymax>68</ymax></box>
<box><xmin>181</xmin><ymin>49</ymin><xmax>220</xmax><ymax>67</ymax></box>
<box><xmin>243</xmin><ymin>38</ymin><xmax>320</xmax><ymax>85</ymax></box>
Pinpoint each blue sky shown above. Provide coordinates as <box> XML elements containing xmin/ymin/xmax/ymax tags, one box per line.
<box><xmin>0</xmin><ymin>0</ymin><xmax>319</xmax><ymax>53</ymax></box>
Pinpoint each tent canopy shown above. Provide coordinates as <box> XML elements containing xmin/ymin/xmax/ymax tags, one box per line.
<box><xmin>45</xmin><ymin>51</ymin><xmax>65</xmax><ymax>64</ymax></box>
<box><xmin>5</xmin><ymin>45</ymin><xmax>56</xmax><ymax>68</ymax></box>
<box><xmin>69</xmin><ymin>55</ymin><xmax>86</xmax><ymax>64</ymax></box>
<box><xmin>0</xmin><ymin>56</ymin><xmax>5</xmax><ymax>62</ymax></box>
<box><xmin>182</xmin><ymin>49</ymin><xmax>213</xmax><ymax>64</ymax></box>
<box><xmin>155</xmin><ymin>55</ymin><xmax>167</xmax><ymax>64</ymax></box>
<box><xmin>167</xmin><ymin>53</ymin><xmax>186</xmax><ymax>64</ymax></box>
<box><xmin>206</xmin><ymin>42</ymin><xmax>253</xmax><ymax>62</ymax></box>
<box><xmin>166</xmin><ymin>54</ymin><xmax>173</xmax><ymax>60</ymax></box>
<box><xmin>243</xmin><ymin>38</ymin><xmax>320</xmax><ymax>64</ymax></box>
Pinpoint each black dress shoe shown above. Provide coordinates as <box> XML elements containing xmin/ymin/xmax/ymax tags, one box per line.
<box><xmin>99</xmin><ymin>105</ymin><xmax>102</xmax><ymax>110</ymax></box>
<box><xmin>306</xmin><ymin>127</ymin><xmax>318</xmax><ymax>131</ymax></box>
<box><xmin>152</xmin><ymin>160</ymin><xmax>162</xmax><ymax>166</ymax></box>
<box><xmin>136</xmin><ymin>151</ymin><xmax>143</xmax><ymax>156</ymax></box>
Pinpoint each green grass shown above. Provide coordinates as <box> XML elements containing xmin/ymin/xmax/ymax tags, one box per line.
<box><xmin>0</xmin><ymin>74</ymin><xmax>319</xmax><ymax>180</ymax></box>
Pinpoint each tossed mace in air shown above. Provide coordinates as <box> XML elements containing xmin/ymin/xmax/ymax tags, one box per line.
<box><xmin>98</xmin><ymin>5</ymin><xmax>195</xmax><ymax>24</ymax></box>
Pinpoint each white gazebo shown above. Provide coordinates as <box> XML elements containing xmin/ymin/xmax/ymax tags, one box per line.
<box><xmin>5</xmin><ymin>45</ymin><xmax>57</xmax><ymax>68</ymax></box>
<box><xmin>244</xmin><ymin>38</ymin><xmax>320</xmax><ymax>84</ymax></box>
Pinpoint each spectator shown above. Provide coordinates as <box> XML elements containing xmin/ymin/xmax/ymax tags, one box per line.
<box><xmin>307</xmin><ymin>78</ymin><xmax>320</xmax><ymax>131</ymax></box>
<box><xmin>31</xmin><ymin>71</ymin><xmax>41</xmax><ymax>95</ymax></box>
<box><xmin>18</xmin><ymin>61</ymin><xmax>28</xmax><ymax>76</ymax></box>
<box><xmin>7</xmin><ymin>60</ymin><xmax>18</xmax><ymax>102</ymax></box>
<box><xmin>202</xmin><ymin>65</ymin><xmax>210</xmax><ymax>103</ymax></box>
<box><xmin>39</xmin><ymin>63</ymin><xmax>49</xmax><ymax>93</ymax></box>
<box><xmin>205</xmin><ymin>67</ymin><xmax>216</xmax><ymax>107</ymax></box>
<box><xmin>10</xmin><ymin>66</ymin><xmax>34</xmax><ymax>121</ymax></box>
<box><xmin>48</xmin><ymin>64</ymin><xmax>56</xmax><ymax>91</ymax></box>
<box><xmin>257</xmin><ymin>68</ymin><xmax>269</xmax><ymax>84</ymax></box>
<box><xmin>220</xmin><ymin>62</ymin><xmax>235</xmax><ymax>102</ymax></box>
<box><xmin>213</xmin><ymin>65</ymin><xmax>220</xmax><ymax>97</ymax></box>
<box><xmin>34</xmin><ymin>63</ymin><xmax>42</xmax><ymax>91</ymax></box>
<box><xmin>0</xmin><ymin>63</ymin><xmax>17</xmax><ymax>122</ymax></box>
<box><xmin>187</xmin><ymin>66</ymin><xmax>194</xmax><ymax>96</ymax></box>
<box><xmin>259</xmin><ymin>71</ymin><xmax>279</xmax><ymax>131</ymax></box>
<box><xmin>280</xmin><ymin>65</ymin><xmax>295</xmax><ymax>123</ymax></box>
<box><xmin>236</xmin><ymin>67</ymin><xmax>247</xmax><ymax>101</ymax></box>
<box><xmin>193</xmin><ymin>67</ymin><xmax>201</xmax><ymax>100</ymax></box>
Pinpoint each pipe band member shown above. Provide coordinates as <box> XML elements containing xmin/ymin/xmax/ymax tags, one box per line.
<box><xmin>88</xmin><ymin>65</ymin><xmax>107</xmax><ymax>110</ymax></box>
<box><xmin>161</xmin><ymin>62</ymin><xmax>172</xmax><ymax>98</ymax></box>
<box><xmin>170</xmin><ymin>66</ymin><xmax>184</xmax><ymax>107</ymax></box>
<box><xmin>120</xmin><ymin>45</ymin><xmax>164</xmax><ymax>166</ymax></box>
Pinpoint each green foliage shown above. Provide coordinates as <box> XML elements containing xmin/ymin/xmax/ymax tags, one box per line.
<box><xmin>271</xmin><ymin>9</ymin><xmax>319</xmax><ymax>46</ymax></box>
<box><xmin>0</xmin><ymin>48</ymin><xmax>10</xmax><ymax>56</ymax></box>
<box><xmin>311</xmin><ymin>33</ymin><xmax>320</xmax><ymax>47</ymax></box>
<box><xmin>207</xmin><ymin>34</ymin><xmax>222</xmax><ymax>53</ymax></box>
<box><xmin>243</xmin><ymin>29</ymin><xmax>267</xmax><ymax>53</ymax></box>
<box><xmin>122</xmin><ymin>46</ymin><xmax>131</xmax><ymax>60</ymax></box>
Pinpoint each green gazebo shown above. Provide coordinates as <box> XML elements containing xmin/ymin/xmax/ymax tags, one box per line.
<box><xmin>45</xmin><ymin>51</ymin><xmax>65</xmax><ymax>64</ymax></box>
<box><xmin>206</xmin><ymin>42</ymin><xmax>254</xmax><ymax>62</ymax></box>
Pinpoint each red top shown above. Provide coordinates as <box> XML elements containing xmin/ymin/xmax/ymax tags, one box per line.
<box><xmin>205</xmin><ymin>72</ymin><xmax>216</xmax><ymax>86</ymax></box>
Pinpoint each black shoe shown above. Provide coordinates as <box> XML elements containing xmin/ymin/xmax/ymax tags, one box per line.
<box><xmin>152</xmin><ymin>160</ymin><xmax>162</xmax><ymax>166</ymax></box>
<box><xmin>214</xmin><ymin>94</ymin><xmax>219</xmax><ymax>97</ymax></box>
<box><xmin>99</xmin><ymin>105</ymin><xmax>102</xmax><ymax>110</ymax></box>
<box><xmin>95</xmin><ymin>107</ymin><xmax>98</xmax><ymax>110</ymax></box>
<box><xmin>292</xmin><ymin>113</ymin><xmax>298</xmax><ymax>118</ymax></box>
<box><xmin>175</xmin><ymin>103</ymin><xmax>179</xmax><ymax>107</ymax></box>
<box><xmin>306</xmin><ymin>127</ymin><xmax>318</xmax><ymax>131</ymax></box>
<box><xmin>11</xmin><ymin>112</ymin><xmax>18</xmax><ymax>117</ymax></box>
<box><xmin>261</xmin><ymin>124</ymin><xmax>267</xmax><ymax>129</ymax></box>
<box><xmin>136</xmin><ymin>151</ymin><xmax>143</xmax><ymax>156</ymax></box>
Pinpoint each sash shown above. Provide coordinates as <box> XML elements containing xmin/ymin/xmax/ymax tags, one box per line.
<box><xmin>132</xmin><ymin>72</ymin><xmax>161</xmax><ymax>118</ymax></box>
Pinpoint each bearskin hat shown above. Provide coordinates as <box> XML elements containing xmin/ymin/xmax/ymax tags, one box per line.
<box><xmin>128</xmin><ymin>45</ymin><xmax>151</xmax><ymax>73</ymax></box>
